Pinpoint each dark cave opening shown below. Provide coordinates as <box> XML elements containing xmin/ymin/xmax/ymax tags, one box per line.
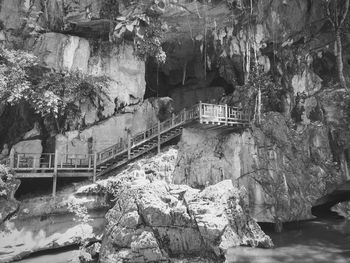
<box><xmin>14</xmin><ymin>177</ymin><xmax>89</xmax><ymax>200</ymax></box>
<box><xmin>144</xmin><ymin>55</ymin><xmax>236</xmax><ymax>112</ymax></box>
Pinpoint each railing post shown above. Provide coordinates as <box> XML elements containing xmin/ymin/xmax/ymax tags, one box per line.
<box><xmin>171</xmin><ymin>113</ymin><xmax>175</xmax><ymax>126</ymax></box>
<box><xmin>16</xmin><ymin>154</ymin><xmax>20</xmax><ymax>169</ymax></box>
<box><xmin>199</xmin><ymin>101</ymin><xmax>202</xmax><ymax>124</ymax></box>
<box><xmin>127</xmin><ymin>133</ymin><xmax>131</xmax><ymax>160</ymax></box>
<box><xmin>184</xmin><ymin>108</ymin><xmax>187</xmax><ymax>122</ymax></box>
<box><xmin>9</xmin><ymin>151</ymin><xmax>14</xmax><ymax>169</ymax></box>
<box><xmin>93</xmin><ymin>152</ymin><xmax>97</xmax><ymax>183</ymax></box>
<box><xmin>225</xmin><ymin>104</ymin><xmax>228</xmax><ymax>125</ymax></box>
<box><xmin>157</xmin><ymin>120</ymin><xmax>161</xmax><ymax>154</ymax></box>
<box><xmin>52</xmin><ymin>149</ymin><xmax>58</xmax><ymax>198</ymax></box>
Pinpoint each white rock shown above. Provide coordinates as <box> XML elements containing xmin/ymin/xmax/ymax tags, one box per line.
<box><xmin>9</xmin><ymin>139</ymin><xmax>43</xmax><ymax>168</ymax></box>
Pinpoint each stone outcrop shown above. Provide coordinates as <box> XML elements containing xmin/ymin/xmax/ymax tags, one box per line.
<box><xmin>55</xmin><ymin>99</ymin><xmax>162</xmax><ymax>157</ymax></box>
<box><xmin>99</xmin><ymin>176</ymin><xmax>272</xmax><ymax>263</ymax></box>
<box><xmin>32</xmin><ymin>33</ymin><xmax>145</xmax><ymax>118</ymax></box>
<box><xmin>173</xmin><ymin>112</ymin><xmax>344</xmax><ymax>223</ymax></box>
<box><xmin>9</xmin><ymin>139</ymin><xmax>43</xmax><ymax>168</ymax></box>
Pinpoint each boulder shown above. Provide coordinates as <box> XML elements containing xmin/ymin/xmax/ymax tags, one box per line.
<box><xmin>99</xmin><ymin>178</ymin><xmax>273</xmax><ymax>262</ymax></box>
<box><xmin>23</xmin><ymin>122</ymin><xmax>41</xmax><ymax>140</ymax></box>
<box><xmin>9</xmin><ymin>139</ymin><xmax>43</xmax><ymax>168</ymax></box>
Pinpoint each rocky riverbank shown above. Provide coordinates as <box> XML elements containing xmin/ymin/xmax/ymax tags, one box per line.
<box><xmin>0</xmin><ymin>147</ymin><xmax>272</xmax><ymax>263</ymax></box>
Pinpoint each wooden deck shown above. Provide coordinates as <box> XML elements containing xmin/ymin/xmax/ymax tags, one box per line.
<box><xmin>6</xmin><ymin>102</ymin><xmax>250</xmax><ymax>196</ymax></box>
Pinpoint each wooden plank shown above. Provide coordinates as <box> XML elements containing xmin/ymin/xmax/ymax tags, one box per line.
<box><xmin>14</xmin><ymin>173</ymin><xmax>54</xmax><ymax>178</ymax></box>
<box><xmin>57</xmin><ymin>172</ymin><xmax>93</xmax><ymax>177</ymax></box>
<box><xmin>157</xmin><ymin>121</ymin><xmax>161</xmax><ymax>154</ymax></box>
<box><xmin>52</xmin><ymin>150</ymin><xmax>58</xmax><ymax>197</ymax></box>
<box><xmin>93</xmin><ymin>153</ymin><xmax>97</xmax><ymax>183</ymax></box>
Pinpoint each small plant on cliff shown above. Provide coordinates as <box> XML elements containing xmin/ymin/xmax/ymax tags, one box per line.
<box><xmin>0</xmin><ymin>164</ymin><xmax>14</xmax><ymax>197</ymax></box>
<box><xmin>236</xmin><ymin>64</ymin><xmax>284</xmax><ymax>122</ymax></box>
<box><xmin>112</xmin><ymin>14</ymin><xmax>166</xmax><ymax>64</ymax></box>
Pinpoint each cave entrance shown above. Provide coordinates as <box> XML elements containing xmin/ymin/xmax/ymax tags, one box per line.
<box><xmin>14</xmin><ymin>177</ymin><xmax>88</xmax><ymax>200</ymax></box>
<box><xmin>144</xmin><ymin>56</ymin><xmax>234</xmax><ymax>112</ymax></box>
<box><xmin>311</xmin><ymin>183</ymin><xmax>350</xmax><ymax>219</ymax></box>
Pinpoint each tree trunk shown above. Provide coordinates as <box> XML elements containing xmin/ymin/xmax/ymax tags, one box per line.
<box><xmin>257</xmin><ymin>87</ymin><xmax>261</xmax><ymax>124</ymax></box>
<box><xmin>341</xmin><ymin>151</ymin><xmax>350</xmax><ymax>180</ymax></box>
<box><xmin>335</xmin><ymin>30</ymin><xmax>347</xmax><ymax>89</ymax></box>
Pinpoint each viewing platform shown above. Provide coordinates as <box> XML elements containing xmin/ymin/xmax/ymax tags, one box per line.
<box><xmin>4</xmin><ymin>102</ymin><xmax>251</xmax><ymax>196</ymax></box>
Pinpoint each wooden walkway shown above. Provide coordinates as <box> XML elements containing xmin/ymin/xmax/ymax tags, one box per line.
<box><xmin>6</xmin><ymin>102</ymin><xmax>250</xmax><ymax>196</ymax></box>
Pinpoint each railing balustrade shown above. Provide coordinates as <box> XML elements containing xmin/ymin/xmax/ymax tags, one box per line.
<box><xmin>10</xmin><ymin>102</ymin><xmax>250</xmax><ymax>176</ymax></box>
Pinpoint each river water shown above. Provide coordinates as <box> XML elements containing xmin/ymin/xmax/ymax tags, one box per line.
<box><xmin>18</xmin><ymin>219</ymin><xmax>350</xmax><ymax>263</ymax></box>
<box><xmin>226</xmin><ymin>219</ymin><xmax>350</xmax><ymax>263</ymax></box>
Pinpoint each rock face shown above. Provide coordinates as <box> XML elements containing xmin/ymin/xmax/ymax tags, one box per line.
<box><xmin>173</xmin><ymin>113</ymin><xmax>344</xmax><ymax>223</ymax></box>
<box><xmin>55</xmin><ymin>99</ymin><xmax>161</xmax><ymax>157</ymax></box>
<box><xmin>9</xmin><ymin>139</ymin><xmax>43</xmax><ymax>168</ymax></box>
<box><xmin>33</xmin><ymin>33</ymin><xmax>145</xmax><ymax>117</ymax></box>
<box><xmin>99</xmin><ymin>178</ymin><xmax>272</xmax><ymax>263</ymax></box>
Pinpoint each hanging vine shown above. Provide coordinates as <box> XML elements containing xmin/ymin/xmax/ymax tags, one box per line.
<box><xmin>112</xmin><ymin>13</ymin><xmax>167</xmax><ymax>64</ymax></box>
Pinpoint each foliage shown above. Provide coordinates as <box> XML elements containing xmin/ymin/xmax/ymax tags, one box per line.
<box><xmin>32</xmin><ymin>71</ymin><xmax>109</xmax><ymax>132</ymax></box>
<box><xmin>0</xmin><ymin>164</ymin><xmax>13</xmax><ymax>197</ymax></box>
<box><xmin>67</xmin><ymin>198</ymin><xmax>92</xmax><ymax>224</ymax></box>
<box><xmin>22</xmin><ymin>5</ymin><xmax>45</xmax><ymax>36</ymax></box>
<box><xmin>0</xmin><ymin>47</ymin><xmax>109</xmax><ymax>133</ymax></box>
<box><xmin>236</xmin><ymin>64</ymin><xmax>284</xmax><ymax>114</ymax></box>
<box><xmin>112</xmin><ymin>14</ymin><xmax>166</xmax><ymax>64</ymax></box>
<box><xmin>0</xmin><ymin>48</ymin><xmax>37</xmax><ymax>103</ymax></box>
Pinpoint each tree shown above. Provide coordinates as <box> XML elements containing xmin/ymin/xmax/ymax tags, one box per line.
<box><xmin>32</xmin><ymin>71</ymin><xmax>109</xmax><ymax>133</ymax></box>
<box><xmin>236</xmin><ymin>65</ymin><xmax>284</xmax><ymax>123</ymax></box>
<box><xmin>324</xmin><ymin>0</ymin><xmax>350</xmax><ymax>89</ymax></box>
<box><xmin>0</xmin><ymin>47</ymin><xmax>109</xmax><ymax>133</ymax></box>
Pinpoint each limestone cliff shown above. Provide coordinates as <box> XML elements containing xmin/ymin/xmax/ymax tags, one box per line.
<box><xmin>173</xmin><ymin>112</ymin><xmax>344</xmax><ymax>223</ymax></box>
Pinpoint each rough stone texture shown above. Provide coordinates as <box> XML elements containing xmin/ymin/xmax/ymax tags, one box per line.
<box><xmin>55</xmin><ymin>99</ymin><xmax>160</xmax><ymax>158</ymax></box>
<box><xmin>0</xmin><ymin>182</ymin><xmax>110</xmax><ymax>262</ymax></box>
<box><xmin>99</xmin><ymin>172</ymin><xmax>272</xmax><ymax>263</ymax></box>
<box><xmin>173</xmin><ymin>113</ymin><xmax>344</xmax><ymax>223</ymax></box>
<box><xmin>9</xmin><ymin>139</ymin><xmax>43</xmax><ymax>168</ymax></box>
<box><xmin>89</xmin><ymin>44</ymin><xmax>146</xmax><ymax>110</ymax></box>
<box><xmin>33</xmin><ymin>33</ymin><xmax>90</xmax><ymax>72</ymax></box>
<box><xmin>32</xmin><ymin>33</ymin><xmax>145</xmax><ymax>118</ymax></box>
<box><xmin>22</xmin><ymin>122</ymin><xmax>41</xmax><ymax>140</ymax></box>
<box><xmin>292</xmin><ymin>70</ymin><xmax>322</xmax><ymax>97</ymax></box>
<box><xmin>0</xmin><ymin>170</ymin><xmax>20</xmax><ymax>224</ymax></box>
<box><xmin>173</xmin><ymin>128</ymin><xmax>255</xmax><ymax>187</ymax></box>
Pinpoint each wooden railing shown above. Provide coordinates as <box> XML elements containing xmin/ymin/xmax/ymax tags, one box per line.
<box><xmin>8</xmin><ymin>102</ymin><xmax>249</xmax><ymax>184</ymax></box>
<box><xmin>200</xmin><ymin>103</ymin><xmax>250</xmax><ymax>125</ymax></box>
<box><xmin>11</xmin><ymin>153</ymin><xmax>96</xmax><ymax>171</ymax></box>
<box><xmin>95</xmin><ymin>104</ymin><xmax>200</xmax><ymax>166</ymax></box>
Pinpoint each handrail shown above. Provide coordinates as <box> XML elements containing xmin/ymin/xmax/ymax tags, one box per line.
<box><xmin>95</xmin><ymin>104</ymin><xmax>201</xmax><ymax>166</ymax></box>
<box><xmin>10</xmin><ymin>103</ymin><xmax>250</xmax><ymax>174</ymax></box>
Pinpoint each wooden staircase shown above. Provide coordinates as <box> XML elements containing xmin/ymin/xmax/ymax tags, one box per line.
<box><xmin>7</xmin><ymin>102</ymin><xmax>250</xmax><ymax>196</ymax></box>
<box><xmin>95</xmin><ymin>126</ymin><xmax>183</xmax><ymax>176</ymax></box>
